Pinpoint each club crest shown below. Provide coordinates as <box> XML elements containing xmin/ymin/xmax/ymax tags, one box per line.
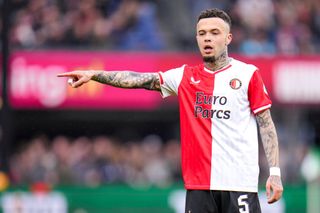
<box><xmin>229</xmin><ymin>78</ymin><xmax>242</xmax><ymax>90</ymax></box>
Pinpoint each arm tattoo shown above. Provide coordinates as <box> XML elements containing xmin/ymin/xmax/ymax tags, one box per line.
<box><xmin>91</xmin><ymin>71</ymin><xmax>161</xmax><ymax>91</ymax></box>
<box><xmin>256</xmin><ymin>109</ymin><xmax>280</xmax><ymax>167</ymax></box>
<box><xmin>269</xmin><ymin>175</ymin><xmax>282</xmax><ymax>187</ymax></box>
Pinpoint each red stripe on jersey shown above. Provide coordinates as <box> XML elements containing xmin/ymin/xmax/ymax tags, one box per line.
<box><xmin>204</xmin><ymin>64</ymin><xmax>232</xmax><ymax>74</ymax></box>
<box><xmin>158</xmin><ymin>72</ymin><xmax>164</xmax><ymax>85</ymax></box>
<box><xmin>248</xmin><ymin>70</ymin><xmax>272</xmax><ymax>114</ymax></box>
<box><xmin>178</xmin><ymin>64</ymin><xmax>214</xmax><ymax>189</ymax></box>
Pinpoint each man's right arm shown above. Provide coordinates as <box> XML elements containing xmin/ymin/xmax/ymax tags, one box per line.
<box><xmin>57</xmin><ymin>70</ymin><xmax>161</xmax><ymax>91</ymax></box>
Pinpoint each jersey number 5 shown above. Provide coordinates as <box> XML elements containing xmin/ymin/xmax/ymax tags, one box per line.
<box><xmin>237</xmin><ymin>194</ymin><xmax>249</xmax><ymax>213</ymax></box>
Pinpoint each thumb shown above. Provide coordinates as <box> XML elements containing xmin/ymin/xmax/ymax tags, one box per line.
<box><xmin>72</xmin><ymin>77</ymin><xmax>86</xmax><ymax>88</ymax></box>
<box><xmin>266</xmin><ymin>180</ymin><xmax>271</xmax><ymax>199</ymax></box>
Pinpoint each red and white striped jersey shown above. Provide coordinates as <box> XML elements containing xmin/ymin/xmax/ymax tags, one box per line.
<box><xmin>158</xmin><ymin>58</ymin><xmax>271</xmax><ymax>192</ymax></box>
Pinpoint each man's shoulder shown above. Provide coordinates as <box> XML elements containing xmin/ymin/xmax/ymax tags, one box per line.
<box><xmin>184</xmin><ymin>63</ymin><xmax>204</xmax><ymax>71</ymax></box>
<box><xmin>231</xmin><ymin>58</ymin><xmax>258</xmax><ymax>72</ymax></box>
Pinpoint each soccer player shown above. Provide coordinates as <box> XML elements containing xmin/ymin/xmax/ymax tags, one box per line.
<box><xmin>58</xmin><ymin>8</ymin><xmax>283</xmax><ymax>213</ymax></box>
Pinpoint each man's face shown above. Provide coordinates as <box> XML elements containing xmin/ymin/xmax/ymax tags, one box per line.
<box><xmin>196</xmin><ymin>17</ymin><xmax>232</xmax><ymax>62</ymax></box>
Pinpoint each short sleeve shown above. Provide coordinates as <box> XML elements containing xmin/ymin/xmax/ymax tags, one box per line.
<box><xmin>248</xmin><ymin>70</ymin><xmax>272</xmax><ymax>114</ymax></box>
<box><xmin>158</xmin><ymin>65</ymin><xmax>185</xmax><ymax>98</ymax></box>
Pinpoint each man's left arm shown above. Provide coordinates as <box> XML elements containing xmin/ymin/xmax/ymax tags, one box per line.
<box><xmin>256</xmin><ymin>109</ymin><xmax>283</xmax><ymax>204</ymax></box>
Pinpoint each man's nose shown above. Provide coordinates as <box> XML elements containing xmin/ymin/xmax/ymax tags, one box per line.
<box><xmin>204</xmin><ymin>35</ymin><xmax>212</xmax><ymax>42</ymax></box>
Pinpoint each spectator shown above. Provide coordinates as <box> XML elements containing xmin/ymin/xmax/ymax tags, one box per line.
<box><xmin>9</xmin><ymin>128</ymin><xmax>313</xmax><ymax>187</ymax></box>
<box><xmin>240</xmin><ymin>29</ymin><xmax>276</xmax><ymax>56</ymax></box>
<box><xmin>9</xmin><ymin>134</ymin><xmax>182</xmax><ymax>187</ymax></box>
<box><xmin>8</xmin><ymin>0</ymin><xmax>320</xmax><ymax>53</ymax></box>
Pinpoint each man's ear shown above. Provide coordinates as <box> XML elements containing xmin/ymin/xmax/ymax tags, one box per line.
<box><xmin>226</xmin><ymin>33</ymin><xmax>232</xmax><ymax>45</ymax></box>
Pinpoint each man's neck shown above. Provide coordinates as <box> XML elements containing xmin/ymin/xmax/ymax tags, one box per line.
<box><xmin>204</xmin><ymin>52</ymin><xmax>231</xmax><ymax>71</ymax></box>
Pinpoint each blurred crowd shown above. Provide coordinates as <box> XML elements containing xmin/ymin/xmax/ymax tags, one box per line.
<box><xmin>7</xmin><ymin>0</ymin><xmax>320</xmax><ymax>54</ymax></box>
<box><xmin>8</xmin><ymin>124</ymin><xmax>317</xmax><ymax>187</ymax></box>
<box><xmin>9</xmin><ymin>134</ymin><xmax>182</xmax><ymax>187</ymax></box>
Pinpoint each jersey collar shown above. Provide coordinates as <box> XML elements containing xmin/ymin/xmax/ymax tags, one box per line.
<box><xmin>203</xmin><ymin>58</ymin><xmax>233</xmax><ymax>75</ymax></box>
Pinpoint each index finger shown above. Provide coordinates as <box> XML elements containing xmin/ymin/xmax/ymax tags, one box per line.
<box><xmin>57</xmin><ymin>72</ymin><xmax>75</xmax><ymax>77</ymax></box>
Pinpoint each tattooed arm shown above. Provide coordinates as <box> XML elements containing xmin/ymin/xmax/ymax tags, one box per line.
<box><xmin>57</xmin><ymin>70</ymin><xmax>161</xmax><ymax>91</ymax></box>
<box><xmin>256</xmin><ymin>109</ymin><xmax>283</xmax><ymax>204</ymax></box>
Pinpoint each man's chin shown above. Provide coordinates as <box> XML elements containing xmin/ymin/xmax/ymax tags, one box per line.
<box><xmin>203</xmin><ymin>56</ymin><xmax>216</xmax><ymax>63</ymax></box>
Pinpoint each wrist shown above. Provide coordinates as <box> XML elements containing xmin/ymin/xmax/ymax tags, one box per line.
<box><xmin>91</xmin><ymin>71</ymin><xmax>101</xmax><ymax>80</ymax></box>
<box><xmin>270</xmin><ymin>167</ymin><xmax>281</xmax><ymax>177</ymax></box>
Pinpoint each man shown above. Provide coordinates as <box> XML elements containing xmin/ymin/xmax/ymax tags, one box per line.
<box><xmin>58</xmin><ymin>8</ymin><xmax>283</xmax><ymax>213</ymax></box>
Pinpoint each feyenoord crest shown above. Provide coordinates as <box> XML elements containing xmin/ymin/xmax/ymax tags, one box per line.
<box><xmin>229</xmin><ymin>78</ymin><xmax>242</xmax><ymax>90</ymax></box>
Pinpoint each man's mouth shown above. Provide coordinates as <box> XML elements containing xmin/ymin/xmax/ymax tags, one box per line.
<box><xmin>204</xmin><ymin>45</ymin><xmax>213</xmax><ymax>53</ymax></box>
